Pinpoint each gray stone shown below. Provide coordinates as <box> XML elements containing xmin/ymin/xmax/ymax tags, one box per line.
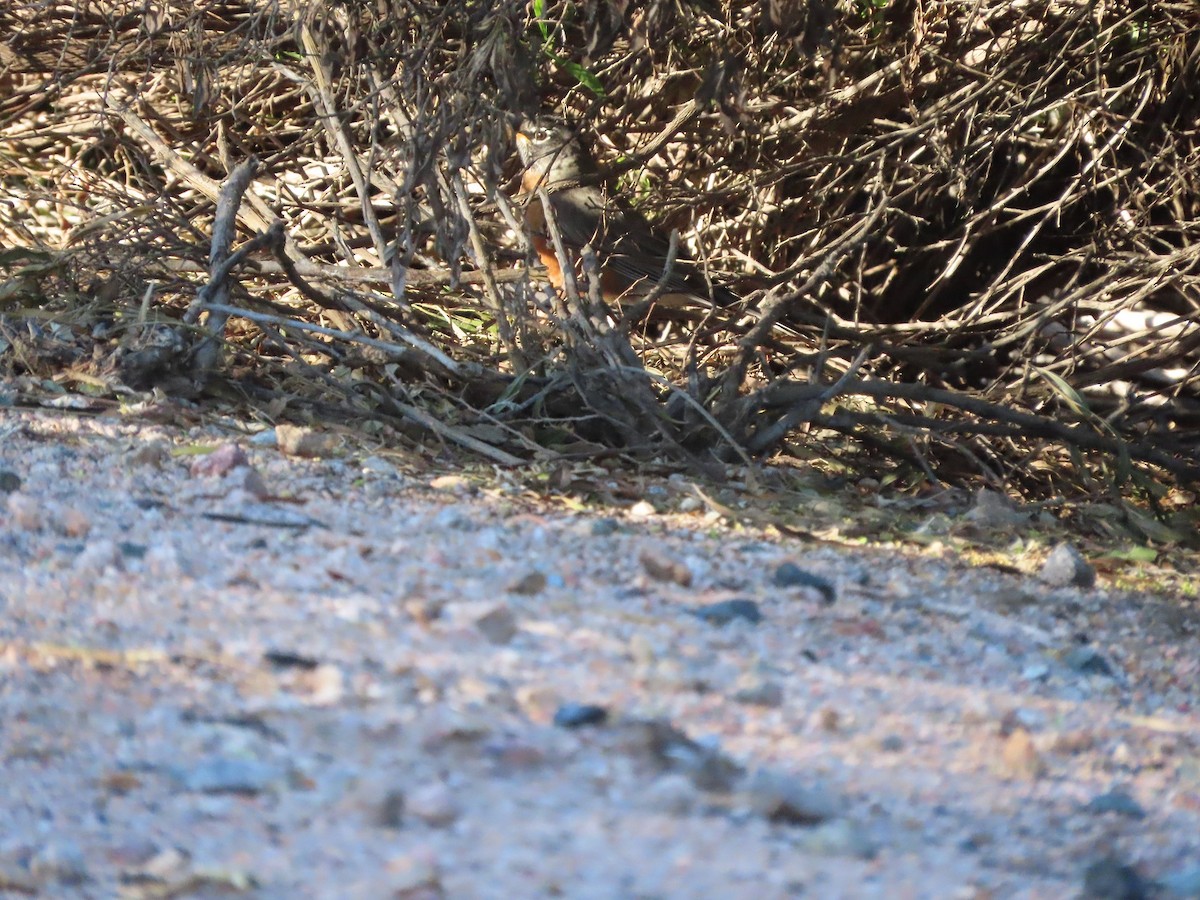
<box><xmin>1086</xmin><ymin>789</ymin><xmax>1145</xmax><ymax>819</ymax></box>
<box><xmin>740</xmin><ymin>769</ymin><xmax>840</xmax><ymax>825</ymax></box>
<box><xmin>474</xmin><ymin>604</ymin><xmax>518</xmax><ymax>645</ymax></box>
<box><xmin>179</xmin><ymin>757</ymin><xmax>282</xmax><ymax>794</ymax></box>
<box><xmin>407</xmin><ymin>782</ymin><xmax>460</xmax><ymax>828</ymax></box>
<box><xmin>732</xmin><ymin>676</ymin><xmax>784</xmax><ymax>708</ymax></box>
<box><xmin>793</xmin><ymin>819</ymin><xmax>878</xmax><ymax>859</ymax></box>
<box><xmin>1082</xmin><ymin>855</ymin><xmax>1148</xmax><ymax>899</ymax></box>
<box><xmin>1065</xmin><ymin>646</ymin><xmax>1116</xmax><ymax>678</ymax></box>
<box><xmin>1041</xmin><ymin>543</ymin><xmax>1096</xmax><ymax>588</ymax></box>
<box><xmin>691</xmin><ymin>599</ymin><xmax>762</xmax><ymax>626</ymax></box>
<box><xmin>553</xmin><ymin>703</ymin><xmax>608</xmax><ymax>729</ymax></box>
<box><xmin>772</xmin><ymin>563</ymin><xmax>835</xmax><ymax>603</ymax></box>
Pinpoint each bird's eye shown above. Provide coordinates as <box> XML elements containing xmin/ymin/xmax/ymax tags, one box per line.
<box><xmin>533</xmin><ymin>128</ymin><xmax>551</xmax><ymax>142</ymax></box>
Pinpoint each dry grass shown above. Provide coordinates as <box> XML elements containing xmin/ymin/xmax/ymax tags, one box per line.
<box><xmin>1</xmin><ymin>0</ymin><xmax>1198</xmax><ymax>518</ymax></box>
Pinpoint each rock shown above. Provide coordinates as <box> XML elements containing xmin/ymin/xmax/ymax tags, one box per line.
<box><xmin>591</xmin><ymin>518</ymin><xmax>619</xmax><ymax>536</ymax></box>
<box><xmin>1000</xmin><ymin>727</ymin><xmax>1046</xmax><ymax>780</ymax></box>
<box><xmin>276</xmin><ymin>425</ymin><xmax>339</xmax><ymax>458</ymax></box>
<box><xmin>879</xmin><ymin>734</ymin><xmax>905</xmax><ymax>753</ymax></box>
<box><xmin>629</xmin><ymin>500</ymin><xmax>656</xmax><ymax>518</ymax></box>
<box><xmin>641</xmin><ymin>774</ymin><xmax>698</xmax><ymax>816</ymax></box>
<box><xmin>732</xmin><ymin>675</ymin><xmax>784</xmax><ymax>708</ymax></box>
<box><xmin>1082</xmin><ymin>856</ymin><xmax>1149</xmax><ymax>900</ymax></box>
<box><xmin>429</xmin><ymin>474</ymin><xmax>470</xmax><ymax>493</ymax></box>
<box><xmin>375</xmin><ymin>789</ymin><xmax>406</xmax><ymax>829</ymax></box>
<box><xmin>1064</xmin><ymin>646</ymin><xmax>1116</xmax><ymax>677</ymax></box>
<box><xmin>1041</xmin><ymin>542</ymin><xmax>1096</xmax><ymax>588</ymax></box>
<box><xmin>508</xmin><ymin>570</ymin><xmax>547</xmax><ymax>595</ymax></box>
<box><xmin>407</xmin><ymin>783</ymin><xmax>460</xmax><ymax>828</ymax></box>
<box><xmin>690</xmin><ymin>599</ymin><xmax>762</xmax><ymax>626</ymax></box>
<box><xmin>772</xmin><ymin>563</ymin><xmax>836</xmax><ymax>603</ymax></box>
<box><xmin>474</xmin><ymin>604</ymin><xmax>518</xmax><ymax>645</ymax></box>
<box><xmin>189</xmin><ymin>443</ymin><xmax>249</xmax><ymax>476</ymax></box>
<box><xmin>248</xmin><ymin>428</ymin><xmax>278</xmax><ymax>447</ymax></box>
<box><xmin>0</xmin><ymin>470</ymin><xmax>22</xmax><ymax>493</ymax></box>
<box><xmin>639</xmin><ymin>548</ymin><xmax>693</xmax><ymax>586</ymax></box>
<box><xmin>179</xmin><ymin>757</ymin><xmax>282</xmax><ymax>794</ymax></box>
<box><xmin>962</xmin><ymin>488</ymin><xmax>1028</xmax><ymax>529</ymax></box>
<box><xmin>793</xmin><ymin>819</ymin><xmax>878</xmax><ymax>859</ymax></box>
<box><xmin>263</xmin><ymin>649</ymin><xmax>320</xmax><ymax>670</ymax></box>
<box><xmin>306</xmin><ymin>663</ymin><xmax>345</xmax><ymax>705</ymax></box>
<box><xmin>1085</xmin><ymin>789</ymin><xmax>1145</xmax><ymax>819</ymax></box>
<box><xmin>739</xmin><ymin>769</ymin><xmax>840</xmax><ymax>825</ymax></box>
<box><xmin>482</xmin><ymin>738</ymin><xmax>546</xmax><ymax>772</ymax></box>
<box><xmin>29</xmin><ymin>841</ymin><xmax>88</xmax><ymax>885</ymax></box>
<box><xmin>553</xmin><ymin>703</ymin><xmax>608</xmax><ymax>729</ymax></box>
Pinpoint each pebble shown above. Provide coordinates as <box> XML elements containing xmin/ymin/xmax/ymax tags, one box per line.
<box><xmin>629</xmin><ymin>500</ymin><xmax>656</xmax><ymax>518</ymax></box>
<box><xmin>407</xmin><ymin>782</ymin><xmax>460</xmax><ymax>828</ymax></box>
<box><xmin>179</xmin><ymin>757</ymin><xmax>282</xmax><ymax>794</ymax></box>
<box><xmin>276</xmin><ymin>425</ymin><xmax>339</xmax><ymax>458</ymax></box>
<box><xmin>1081</xmin><ymin>855</ymin><xmax>1149</xmax><ymax>900</ymax></box>
<box><xmin>0</xmin><ymin>469</ymin><xmax>22</xmax><ymax>492</ymax></box>
<box><xmin>248</xmin><ymin>428</ymin><xmax>278</xmax><ymax>447</ymax></box>
<box><xmin>739</xmin><ymin>769</ymin><xmax>840</xmax><ymax>825</ymax></box>
<box><xmin>1085</xmin><ymin>789</ymin><xmax>1145</xmax><ymax>819</ymax></box>
<box><xmin>641</xmin><ymin>773</ymin><xmax>698</xmax><ymax>816</ymax></box>
<box><xmin>773</xmin><ymin>563</ymin><xmax>836</xmax><ymax>603</ymax></box>
<box><xmin>1041</xmin><ymin>542</ymin><xmax>1096</xmax><ymax>589</ymax></box>
<box><xmin>189</xmin><ymin>443</ymin><xmax>249</xmax><ymax>476</ymax></box>
<box><xmin>474</xmin><ymin>604</ymin><xmax>518</xmax><ymax>645</ymax></box>
<box><xmin>508</xmin><ymin>571</ymin><xmax>547</xmax><ymax>595</ymax></box>
<box><xmin>1064</xmin><ymin>646</ymin><xmax>1116</xmax><ymax>678</ymax></box>
<box><xmin>1000</xmin><ymin>728</ymin><xmax>1046</xmax><ymax>780</ymax></box>
<box><xmin>307</xmin><ymin>663</ymin><xmax>345</xmax><ymax>705</ymax></box>
<box><xmin>429</xmin><ymin>474</ymin><xmax>470</xmax><ymax>493</ymax></box>
<box><xmin>879</xmin><ymin>734</ymin><xmax>905</xmax><ymax>752</ymax></box>
<box><xmin>690</xmin><ymin>599</ymin><xmax>762</xmax><ymax>626</ymax></box>
<box><xmin>793</xmin><ymin>819</ymin><xmax>877</xmax><ymax>859</ymax></box>
<box><xmin>29</xmin><ymin>840</ymin><xmax>88</xmax><ymax>885</ymax></box>
<box><xmin>732</xmin><ymin>675</ymin><xmax>784</xmax><ymax>708</ymax></box>
<box><xmin>591</xmin><ymin>518</ymin><xmax>619</xmax><ymax>536</ymax></box>
<box><xmin>553</xmin><ymin>703</ymin><xmax>608</xmax><ymax>729</ymax></box>
<box><xmin>375</xmin><ymin>789</ymin><xmax>406</xmax><ymax>829</ymax></box>
<box><xmin>639</xmin><ymin>547</ymin><xmax>693</xmax><ymax>586</ymax></box>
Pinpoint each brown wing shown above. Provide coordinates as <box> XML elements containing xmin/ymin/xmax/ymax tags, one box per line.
<box><xmin>539</xmin><ymin>186</ymin><xmax>738</xmax><ymax>307</ymax></box>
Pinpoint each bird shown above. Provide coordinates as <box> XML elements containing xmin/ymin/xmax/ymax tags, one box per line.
<box><xmin>513</xmin><ymin>115</ymin><xmax>740</xmax><ymax>310</ymax></box>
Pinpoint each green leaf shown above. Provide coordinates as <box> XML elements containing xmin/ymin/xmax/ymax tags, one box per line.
<box><xmin>1098</xmin><ymin>546</ymin><xmax>1158</xmax><ymax>563</ymax></box>
<box><xmin>562</xmin><ymin>60</ymin><xmax>606</xmax><ymax>97</ymax></box>
<box><xmin>1033</xmin><ymin>366</ymin><xmax>1090</xmax><ymax>418</ymax></box>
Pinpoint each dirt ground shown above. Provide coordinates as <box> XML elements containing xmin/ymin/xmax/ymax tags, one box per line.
<box><xmin>1</xmin><ymin>408</ymin><xmax>1198</xmax><ymax>899</ymax></box>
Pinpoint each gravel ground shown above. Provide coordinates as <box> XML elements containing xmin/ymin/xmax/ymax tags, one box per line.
<box><xmin>1</xmin><ymin>410</ymin><xmax>1199</xmax><ymax>899</ymax></box>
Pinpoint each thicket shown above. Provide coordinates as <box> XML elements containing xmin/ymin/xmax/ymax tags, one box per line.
<box><xmin>2</xmin><ymin>0</ymin><xmax>1197</xmax><ymax>526</ymax></box>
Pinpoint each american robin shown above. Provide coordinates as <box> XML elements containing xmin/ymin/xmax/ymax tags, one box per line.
<box><xmin>514</xmin><ymin>115</ymin><xmax>739</xmax><ymax>309</ymax></box>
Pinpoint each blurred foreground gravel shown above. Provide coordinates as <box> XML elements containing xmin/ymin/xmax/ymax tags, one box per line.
<box><xmin>1</xmin><ymin>411</ymin><xmax>1198</xmax><ymax>899</ymax></box>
